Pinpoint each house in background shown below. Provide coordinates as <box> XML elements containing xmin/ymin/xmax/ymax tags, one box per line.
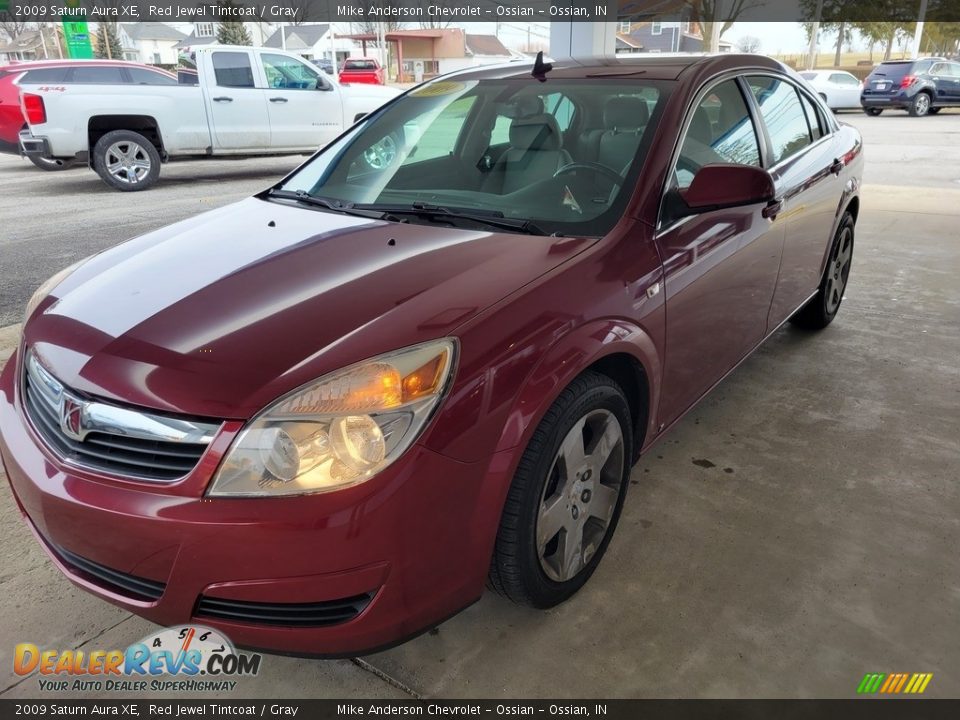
<box><xmin>263</xmin><ymin>24</ymin><xmax>354</xmax><ymax>66</ymax></box>
<box><xmin>174</xmin><ymin>22</ymin><xmax>219</xmax><ymax>53</ymax></box>
<box><xmin>0</xmin><ymin>27</ymin><xmax>66</xmax><ymax>62</ymax></box>
<box><xmin>338</xmin><ymin>28</ymin><xmax>512</xmax><ymax>83</ymax></box>
<box><xmin>616</xmin><ymin>20</ymin><xmax>734</xmax><ymax>54</ymax></box>
<box><xmin>118</xmin><ymin>23</ymin><xmax>186</xmax><ymax>65</ymax></box>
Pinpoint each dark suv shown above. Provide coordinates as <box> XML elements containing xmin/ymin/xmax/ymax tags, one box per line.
<box><xmin>861</xmin><ymin>57</ymin><xmax>960</xmax><ymax>116</ymax></box>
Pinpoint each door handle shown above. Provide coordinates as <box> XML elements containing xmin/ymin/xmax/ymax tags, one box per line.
<box><xmin>829</xmin><ymin>158</ymin><xmax>844</xmax><ymax>175</ymax></box>
<box><xmin>762</xmin><ymin>198</ymin><xmax>783</xmax><ymax>219</ymax></box>
<box><xmin>269</xmin><ymin>97</ymin><xmax>288</xmax><ymax>103</ymax></box>
<box><xmin>212</xmin><ymin>96</ymin><xmax>233</xmax><ymax>103</ymax></box>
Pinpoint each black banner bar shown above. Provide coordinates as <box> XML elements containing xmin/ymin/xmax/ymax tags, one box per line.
<box><xmin>2</xmin><ymin>700</ymin><xmax>960</xmax><ymax>720</ymax></box>
<box><xmin>3</xmin><ymin>1</ymin><xmax>960</xmax><ymax>23</ymax></box>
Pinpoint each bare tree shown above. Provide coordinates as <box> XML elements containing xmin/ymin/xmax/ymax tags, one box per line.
<box><xmin>0</xmin><ymin>13</ymin><xmax>31</xmax><ymax>43</ymax></box>
<box><xmin>683</xmin><ymin>0</ymin><xmax>765</xmax><ymax>53</ymax></box>
<box><xmin>737</xmin><ymin>35</ymin><xmax>761</xmax><ymax>53</ymax></box>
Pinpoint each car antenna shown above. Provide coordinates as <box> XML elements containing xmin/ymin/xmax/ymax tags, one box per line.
<box><xmin>532</xmin><ymin>51</ymin><xmax>553</xmax><ymax>83</ymax></box>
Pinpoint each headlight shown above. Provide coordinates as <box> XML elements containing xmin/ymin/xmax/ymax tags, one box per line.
<box><xmin>24</xmin><ymin>259</ymin><xmax>87</xmax><ymax>324</ymax></box>
<box><xmin>208</xmin><ymin>339</ymin><xmax>457</xmax><ymax>497</ymax></box>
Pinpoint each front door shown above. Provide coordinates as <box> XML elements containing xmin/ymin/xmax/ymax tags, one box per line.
<box><xmin>655</xmin><ymin>78</ymin><xmax>784</xmax><ymax>426</ymax></box>
<box><xmin>260</xmin><ymin>53</ymin><xmax>344</xmax><ymax>150</ymax></box>
<box><xmin>207</xmin><ymin>50</ymin><xmax>270</xmax><ymax>150</ymax></box>
<box><xmin>745</xmin><ymin>76</ymin><xmax>845</xmax><ymax>327</ymax></box>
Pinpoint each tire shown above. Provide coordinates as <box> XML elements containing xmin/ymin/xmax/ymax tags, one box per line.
<box><xmin>790</xmin><ymin>212</ymin><xmax>854</xmax><ymax>330</ymax></box>
<box><xmin>28</xmin><ymin>155</ymin><xmax>76</xmax><ymax>171</ymax></box>
<box><xmin>92</xmin><ymin>130</ymin><xmax>161</xmax><ymax>191</ymax></box>
<box><xmin>908</xmin><ymin>92</ymin><xmax>931</xmax><ymax>117</ymax></box>
<box><xmin>928</xmin><ymin>107</ymin><xmax>941</xmax><ymax>115</ymax></box>
<box><xmin>863</xmin><ymin>107</ymin><xmax>882</xmax><ymax>116</ymax></box>
<box><xmin>488</xmin><ymin>371</ymin><xmax>633</xmax><ymax>608</ymax></box>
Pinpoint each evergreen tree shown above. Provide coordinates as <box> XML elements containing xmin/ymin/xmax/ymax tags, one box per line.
<box><xmin>95</xmin><ymin>22</ymin><xmax>123</xmax><ymax>60</ymax></box>
<box><xmin>216</xmin><ymin>6</ymin><xmax>252</xmax><ymax>47</ymax></box>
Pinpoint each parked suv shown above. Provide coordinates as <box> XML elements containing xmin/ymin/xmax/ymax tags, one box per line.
<box><xmin>0</xmin><ymin>60</ymin><xmax>176</xmax><ymax>170</ymax></box>
<box><xmin>860</xmin><ymin>57</ymin><xmax>960</xmax><ymax>116</ymax></box>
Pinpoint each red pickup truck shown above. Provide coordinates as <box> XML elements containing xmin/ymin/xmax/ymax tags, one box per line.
<box><xmin>338</xmin><ymin>57</ymin><xmax>386</xmax><ymax>85</ymax></box>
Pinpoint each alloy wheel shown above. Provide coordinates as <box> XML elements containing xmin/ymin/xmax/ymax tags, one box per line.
<box><xmin>915</xmin><ymin>94</ymin><xmax>930</xmax><ymax>115</ymax></box>
<box><xmin>536</xmin><ymin>409</ymin><xmax>625</xmax><ymax>583</ymax></box>
<box><xmin>826</xmin><ymin>225</ymin><xmax>853</xmax><ymax>314</ymax></box>
<box><xmin>363</xmin><ymin>135</ymin><xmax>397</xmax><ymax>170</ymax></box>
<box><xmin>104</xmin><ymin>140</ymin><xmax>152</xmax><ymax>185</ymax></box>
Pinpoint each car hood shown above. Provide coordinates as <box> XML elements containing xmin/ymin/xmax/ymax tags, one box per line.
<box><xmin>24</xmin><ymin>197</ymin><xmax>593</xmax><ymax>419</ymax></box>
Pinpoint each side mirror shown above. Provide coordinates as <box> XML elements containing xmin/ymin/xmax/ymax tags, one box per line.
<box><xmin>680</xmin><ymin>163</ymin><xmax>776</xmax><ymax>212</ymax></box>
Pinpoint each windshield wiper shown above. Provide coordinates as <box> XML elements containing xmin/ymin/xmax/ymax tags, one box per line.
<box><xmin>355</xmin><ymin>201</ymin><xmax>553</xmax><ymax>236</ymax></box>
<box><xmin>265</xmin><ymin>189</ymin><xmax>386</xmax><ymax>220</ymax></box>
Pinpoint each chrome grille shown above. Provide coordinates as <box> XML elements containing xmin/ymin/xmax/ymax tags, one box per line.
<box><xmin>23</xmin><ymin>350</ymin><xmax>220</xmax><ymax>482</ymax></box>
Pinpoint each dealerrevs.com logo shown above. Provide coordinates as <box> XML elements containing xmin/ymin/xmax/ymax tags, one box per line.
<box><xmin>14</xmin><ymin>625</ymin><xmax>262</xmax><ymax>693</ymax></box>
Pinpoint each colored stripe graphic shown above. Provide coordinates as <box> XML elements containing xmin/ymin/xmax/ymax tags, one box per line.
<box><xmin>858</xmin><ymin>672</ymin><xmax>932</xmax><ymax>694</ymax></box>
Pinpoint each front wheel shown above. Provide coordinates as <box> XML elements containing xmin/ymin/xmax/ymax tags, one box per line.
<box><xmin>93</xmin><ymin>130</ymin><xmax>161</xmax><ymax>191</ymax></box>
<box><xmin>488</xmin><ymin>371</ymin><xmax>632</xmax><ymax>608</ymax></box>
<box><xmin>908</xmin><ymin>92</ymin><xmax>931</xmax><ymax>117</ymax></box>
<box><xmin>790</xmin><ymin>212</ymin><xmax>854</xmax><ymax>330</ymax></box>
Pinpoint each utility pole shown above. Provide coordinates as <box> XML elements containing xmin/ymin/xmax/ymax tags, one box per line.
<box><xmin>806</xmin><ymin>0</ymin><xmax>823</xmax><ymax>69</ymax></box>
<box><xmin>910</xmin><ymin>0</ymin><xmax>928</xmax><ymax>59</ymax></box>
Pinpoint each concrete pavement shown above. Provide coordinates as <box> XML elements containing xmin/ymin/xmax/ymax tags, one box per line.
<box><xmin>0</xmin><ymin>114</ymin><xmax>958</xmax><ymax>699</ymax></box>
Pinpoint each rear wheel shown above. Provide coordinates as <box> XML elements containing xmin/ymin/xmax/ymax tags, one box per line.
<box><xmin>863</xmin><ymin>107</ymin><xmax>882</xmax><ymax>116</ymax></box>
<box><xmin>790</xmin><ymin>212</ymin><xmax>854</xmax><ymax>330</ymax></box>
<box><xmin>93</xmin><ymin>130</ymin><xmax>161</xmax><ymax>191</ymax></box>
<box><xmin>489</xmin><ymin>371</ymin><xmax>632</xmax><ymax>608</ymax></box>
<box><xmin>908</xmin><ymin>92</ymin><xmax>931</xmax><ymax>117</ymax></box>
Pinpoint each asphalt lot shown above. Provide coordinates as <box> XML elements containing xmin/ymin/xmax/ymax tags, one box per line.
<box><xmin>1</xmin><ymin>111</ymin><xmax>959</xmax><ymax>699</ymax></box>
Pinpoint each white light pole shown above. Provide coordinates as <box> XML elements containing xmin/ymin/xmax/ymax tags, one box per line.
<box><xmin>910</xmin><ymin>0</ymin><xmax>928</xmax><ymax>59</ymax></box>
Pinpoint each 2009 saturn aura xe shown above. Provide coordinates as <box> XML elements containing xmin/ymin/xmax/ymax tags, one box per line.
<box><xmin>0</xmin><ymin>54</ymin><xmax>862</xmax><ymax>655</ymax></box>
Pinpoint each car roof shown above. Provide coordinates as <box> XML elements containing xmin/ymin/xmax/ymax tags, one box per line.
<box><xmin>0</xmin><ymin>59</ymin><xmax>162</xmax><ymax>71</ymax></box>
<box><xmin>438</xmin><ymin>53</ymin><xmax>787</xmax><ymax>83</ymax></box>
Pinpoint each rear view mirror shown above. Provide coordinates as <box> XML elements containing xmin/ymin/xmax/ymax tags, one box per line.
<box><xmin>680</xmin><ymin>163</ymin><xmax>776</xmax><ymax>212</ymax></box>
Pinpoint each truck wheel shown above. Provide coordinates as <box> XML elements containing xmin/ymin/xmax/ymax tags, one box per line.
<box><xmin>28</xmin><ymin>155</ymin><xmax>76</xmax><ymax>171</ymax></box>
<box><xmin>93</xmin><ymin>130</ymin><xmax>161</xmax><ymax>191</ymax></box>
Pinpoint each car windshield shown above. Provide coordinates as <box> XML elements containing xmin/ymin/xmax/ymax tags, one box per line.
<box><xmin>275</xmin><ymin>77</ymin><xmax>669</xmax><ymax>236</ymax></box>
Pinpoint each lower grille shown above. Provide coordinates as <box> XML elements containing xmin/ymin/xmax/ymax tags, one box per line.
<box><xmin>52</xmin><ymin>544</ymin><xmax>166</xmax><ymax>601</ymax></box>
<box><xmin>195</xmin><ymin>593</ymin><xmax>374</xmax><ymax>627</ymax></box>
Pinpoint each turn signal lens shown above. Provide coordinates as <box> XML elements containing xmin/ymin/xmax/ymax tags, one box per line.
<box><xmin>208</xmin><ymin>339</ymin><xmax>457</xmax><ymax>497</ymax></box>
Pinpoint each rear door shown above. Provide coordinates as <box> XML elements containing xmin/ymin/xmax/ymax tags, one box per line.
<box><xmin>259</xmin><ymin>52</ymin><xmax>343</xmax><ymax>150</ymax></box>
<box><xmin>205</xmin><ymin>50</ymin><xmax>270</xmax><ymax>150</ymax></box>
<box><xmin>745</xmin><ymin>76</ymin><xmax>842</xmax><ymax>327</ymax></box>
<box><xmin>655</xmin><ymin>78</ymin><xmax>783</xmax><ymax>426</ymax></box>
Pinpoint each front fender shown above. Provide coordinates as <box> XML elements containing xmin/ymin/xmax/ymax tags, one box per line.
<box><xmin>493</xmin><ymin>318</ymin><xmax>662</xmax><ymax>458</ymax></box>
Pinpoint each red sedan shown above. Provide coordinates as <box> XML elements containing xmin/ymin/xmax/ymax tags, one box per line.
<box><xmin>0</xmin><ymin>54</ymin><xmax>862</xmax><ymax>656</ymax></box>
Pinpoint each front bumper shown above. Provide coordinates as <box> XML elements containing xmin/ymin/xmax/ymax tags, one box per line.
<box><xmin>0</xmin><ymin>348</ymin><xmax>495</xmax><ymax>656</ymax></box>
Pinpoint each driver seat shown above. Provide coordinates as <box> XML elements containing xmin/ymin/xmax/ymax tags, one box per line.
<box><xmin>483</xmin><ymin>113</ymin><xmax>572</xmax><ymax>195</ymax></box>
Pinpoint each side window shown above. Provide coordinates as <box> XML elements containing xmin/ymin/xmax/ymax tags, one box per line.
<box><xmin>747</xmin><ymin>76</ymin><xmax>812</xmax><ymax>165</ymax></box>
<box><xmin>829</xmin><ymin>73</ymin><xmax>858</xmax><ymax>86</ymax></box>
<box><xmin>127</xmin><ymin>68</ymin><xmax>177</xmax><ymax>86</ymax></box>
<box><xmin>262</xmin><ymin>53</ymin><xmax>322</xmax><ymax>90</ymax></box>
<box><xmin>22</xmin><ymin>68</ymin><xmax>69</xmax><ymax>84</ymax></box>
<box><xmin>675</xmin><ymin>79</ymin><xmax>760</xmax><ymax>190</ymax></box>
<box><xmin>405</xmin><ymin>96</ymin><xmax>476</xmax><ymax>163</ymax></box>
<box><xmin>798</xmin><ymin>92</ymin><xmax>825</xmax><ymax>141</ymax></box>
<box><xmin>543</xmin><ymin>92</ymin><xmax>575</xmax><ymax>131</ymax></box>
<box><xmin>212</xmin><ymin>52</ymin><xmax>255</xmax><ymax>88</ymax></box>
<box><xmin>69</xmin><ymin>66</ymin><xmax>125</xmax><ymax>84</ymax></box>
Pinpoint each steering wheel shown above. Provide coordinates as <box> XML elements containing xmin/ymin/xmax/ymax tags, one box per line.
<box><xmin>553</xmin><ymin>162</ymin><xmax>624</xmax><ymax>186</ymax></box>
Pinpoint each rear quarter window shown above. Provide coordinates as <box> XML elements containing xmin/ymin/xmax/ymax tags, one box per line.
<box><xmin>22</xmin><ymin>68</ymin><xmax>69</xmax><ymax>83</ymax></box>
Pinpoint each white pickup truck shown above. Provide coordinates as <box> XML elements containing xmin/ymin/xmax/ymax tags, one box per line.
<box><xmin>18</xmin><ymin>45</ymin><xmax>400</xmax><ymax>191</ymax></box>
